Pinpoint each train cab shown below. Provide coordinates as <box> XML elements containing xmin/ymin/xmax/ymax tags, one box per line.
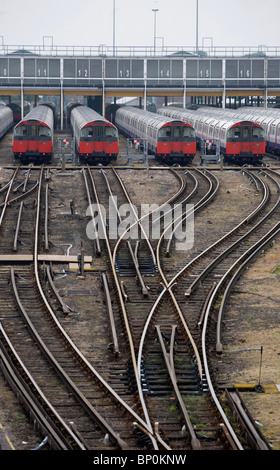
<box><xmin>220</xmin><ymin>121</ymin><xmax>265</xmax><ymax>160</ymax></box>
<box><xmin>157</xmin><ymin>121</ymin><xmax>196</xmax><ymax>159</ymax></box>
<box><xmin>13</xmin><ymin>105</ymin><xmax>54</xmax><ymax>161</ymax></box>
<box><xmin>70</xmin><ymin>106</ymin><xmax>119</xmax><ymax>162</ymax></box>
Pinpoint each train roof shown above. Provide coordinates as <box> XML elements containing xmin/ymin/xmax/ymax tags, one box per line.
<box><xmin>71</xmin><ymin>106</ymin><xmax>116</xmax><ymax>129</ymax></box>
<box><xmin>116</xmin><ymin>106</ymin><xmax>193</xmax><ymax>130</ymax></box>
<box><xmin>158</xmin><ymin>107</ymin><xmax>263</xmax><ymax>130</ymax></box>
<box><xmin>15</xmin><ymin>105</ymin><xmax>54</xmax><ymax>129</ymax></box>
<box><xmin>0</xmin><ymin>105</ymin><xmax>13</xmax><ymax>119</ymax></box>
<box><xmin>66</xmin><ymin>102</ymin><xmax>83</xmax><ymax>114</ymax></box>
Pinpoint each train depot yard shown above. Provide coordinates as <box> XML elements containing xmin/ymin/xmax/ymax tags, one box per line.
<box><xmin>0</xmin><ymin>100</ymin><xmax>280</xmax><ymax>457</ymax></box>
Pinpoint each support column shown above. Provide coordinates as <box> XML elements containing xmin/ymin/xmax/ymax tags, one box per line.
<box><xmin>222</xmin><ymin>59</ymin><xmax>226</xmax><ymax>108</ymax></box>
<box><xmin>60</xmin><ymin>58</ymin><xmax>64</xmax><ymax>130</ymax></box>
<box><xmin>20</xmin><ymin>57</ymin><xmax>24</xmax><ymax>120</ymax></box>
<box><xmin>183</xmin><ymin>59</ymin><xmax>186</xmax><ymax>109</ymax></box>
<box><xmin>102</xmin><ymin>58</ymin><xmax>105</xmax><ymax>116</ymax></box>
<box><xmin>144</xmin><ymin>59</ymin><xmax>147</xmax><ymax>110</ymax></box>
<box><xmin>263</xmin><ymin>88</ymin><xmax>268</xmax><ymax>108</ymax></box>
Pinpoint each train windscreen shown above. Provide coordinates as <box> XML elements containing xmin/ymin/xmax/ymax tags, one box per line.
<box><xmin>14</xmin><ymin>124</ymin><xmax>51</xmax><ymax>139</ymax></box>
<box><xmin>228</xmin><ymin>125</ymin><xmax>264</xmax><ymax>142</ymax></box>
<box><xmin>81</xmin><ymin>125</ymin><xmax>118</xmax><ymax>141</ymax></box>
<box><xmin>158</xmin><ymin>125</ymin><xmax>195</xmax><ymax>141</ymax></box>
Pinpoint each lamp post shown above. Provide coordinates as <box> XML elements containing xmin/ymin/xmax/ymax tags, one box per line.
<box><xmin>152</xmin><ymin>8</ymin><xmax>159</xmax><ymax>55</ymax></box>
<box><xmin>113</xmin><ymin>0</ymin><xmax>116</xmax><ymax>56</ymax></box>
<box><xmin>196</xmin><ymin>0</ymin><xmax>198</xmax><ymax>54</ymax></box>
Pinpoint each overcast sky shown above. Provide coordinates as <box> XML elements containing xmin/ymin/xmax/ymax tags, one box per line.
<box><xmin>1</xmin><ymin>0</ymin><xmax>280</xmax><ymax>50</ymax></box>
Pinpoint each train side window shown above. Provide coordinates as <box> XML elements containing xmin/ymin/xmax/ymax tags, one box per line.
<box><xmin>105</xmin><ymin>126</ymin><xmax>118</xmax><ymax>139</ymax></box>
<box><xmin>81</xmin><ymin>127</ymin><xmax>93</xmax><ymax>138</ymax></box>
<box><xmin>252</xmin><ymin>127</ymin><xmax>264</xmax><ymax>141</ymax></box>
<box><xmin>158</xmin><ymin>126</ymin><xmax>171</xmax><ymax>140</ymax></box>
<box><xmin>228</xmin><ymin>127</ymin><xmax>241</xmax><ymax>141</ymax></box>
<box><xmin>182</xmin><ymin>126</ymin><xmax>195</xmax><ymax>139</ymax></box>
<box><xmin>14</xmin><ymin>125</ymin><xmax>27</xmax><ymax>137</ymax></box>
<box><xmin>39</xmin><ymin>126</ymin><xmax>51</xmax><ymax>137</ymax></box>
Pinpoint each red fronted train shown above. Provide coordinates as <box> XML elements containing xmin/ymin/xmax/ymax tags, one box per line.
<box><xmin>69</xmin><ymin>105</ymin><xmax>119</xmax><ymax>163</ymax></box>
<box><xmin>115</xmin><ymin>106</ymin><xmax>196</xmax><ymax>163</ymax></box>
<box><xmin>13</xmin><ymin>104</ymin><xmax>54</xmax><ymax>162</ymax></box>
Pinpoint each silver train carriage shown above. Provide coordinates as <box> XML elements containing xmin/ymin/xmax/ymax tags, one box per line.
<box><xmin>158</xmin><ymin>106</ymin><xmax>265</xmax><ymax>162</ymax></box>
<box><xmin>70</xmin><ymin>105</ymin><xmax>119</xmax><ymax>162</ymax></box>
<box><xmin>0</xmin><ymin>105</ymin><xmax>14</xmax><ymax>139</ymax></box>
<box><xmin>115</xmin><ymin>106</ymin><xmax>196</xmax><ymax>162</ymax></box>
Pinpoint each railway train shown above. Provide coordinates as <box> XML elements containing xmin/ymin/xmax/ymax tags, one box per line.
<box><xmin>115</xmin><ymin>106</ymin><xmax>196</xmax><ymax>163</ymax></box>
<box><xmin>230</xmin><ymin>106</ymin><xmax>280</xmax><ymax>156</ymax></box>
<box><xmin>7</xmin><ymin>102</ymin><xmax>31</xmax><ymax>123</ymax></box>
<box><xmin>0</xmin><ymin>105</ymin><xmax>14</xmax><ymax>139</ymax></box>
<box><xmin>13</xmin><ymin>105</ymin><xmax>54</xmax><ymax>162</ymax></box>
<box><xmin>158</xmin><ymin>106</ymin><xmax>265</xmax><ymax>163</ymax></box>
<box><xmin>196</xmin><ymin>105</ymin><xmax>280</xmax><ymax>157</ymax></box>
<box><xmin>69</xmin><ymin>105</ymin><xmax>119</xmax><ymax>163</ymax></box>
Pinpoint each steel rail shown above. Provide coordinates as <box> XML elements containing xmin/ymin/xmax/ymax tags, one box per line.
<box><xmin>87</xmin><ymin>165</ymin><xmax>190</xmax><ymax>448</ymax></box>
<box><xmin>153</xmin><ymin>170</ymin><xmax>219</xmax><ymax>381</ymax></box>
<box><xmin>225</xmin><ymin>389</ymin><xmax>271</xmax><ymax>450</ymax></box>
<box><xmin>11</xmin><ymin>266</ymin><xmax>130</xmax><ymax>450</ymax></box>
<box><xmin>0</xmin><ymin>163</ymin><xmax>21</xmax><ymax>195</ymax></box>
<box><xmin>32</xmin><ymin>165</ymin><xmax>157</xmax><ymax>448</ymax></box>
<box><xmin>215</xmin><ymin>170</ymin><xmax>280</xmax><ymax>351</ymax></box>
<box><xmin>189</xmin><ymin>170</ymin><xmax>280</xmax><ymax>450</ymax></box>
<box><xmin>0</xmin><ymin>181</ymin><xmax>39</xmax><ymax>208</ymax></box>
<box><xmin>134</xmin><ymin>169</ymin><xmax>218</xmax><ymax>448</ymax></box>
<box><xmin>142</xmin><ymin>167</ymin><xmax>188</xmax><ymax>225</ymax></box>
<box><xmin>82</xmin><ymin>168</ymin><xmax>101</xmax><ymax>255</ymax></box>
<box><xmin>101</xmin><ymin>168</ymin><xmax>149</xmax><ymax>296</ymax></box>
<box><xmin>0</xmin><ymin>323</ymin><xmax>85</xmax><ymax>450</ymax></box>
<box><xmin>84</xmin><ymin>165</ymin><xmax>159</xmax><ymax>449</ymax></box>
<box><xmin>109</xmin><ymin>165</ymin><xmax>157</xmax><ymax>267</ymax></box>
<box><xmin>101</xmin><ymin>272</ymin><xmax>120</xmax><ymax>357</ymax></box>
<box><xmin>12</xmin><ymin>168</ymin><xmax>30</xmax><ymax>193</ymax></box>
<box><xmin>185</xmin><ymin>170</ymin><xmax>279</xmax><ymax>297</ymax></box>
<box><xmin>0</xmin><ymin>164</ymin><xmax>21</xmax><ymax>226</ymax></box>
<box><xmin>184</xmin><ymin>177</ymin><xmax>269</xmax><ymax>297</ymax></box>
<box><xmin>111</xmin><ymin>167</ymin><xmax>188</xmax><ymax>272</ymax></box>
<box><xmin>45</xmin><ymin>265</ymin><xmax>70</xmax><ymax>315</ymax></box>
<box><xmin>136</xmin><ymin>169</ymin><xmax>267</xmax><ymax>450</ymax></box>
<box><xmin>198</xmin><ymin>216</ymin><xmax>280</xmax><ymax>449</ymax></box>
<box><xmin>164</xmin><ymin>168</ymin><xmax>212</xmax><ymax>255</ymax></box>
<box><xmin>94</xmin><ymin>165</ymin><xmax>198</xmax><ymax>448</ymax></box>
<box><xmin>45</xmin><ymin>183</ymin><xmax>49</xmax><ymax>251</ymax></box>
<box><xmin>13</xmin><ymin>200</ymin><xmax>24</xmax><ymax>251</ymax></box>
<box><xmin>162</xmin><ymin>170</ymin><xmax>266</xmax><ymax>294</ymax></box>
<box><xmin>155</xmin><ymin>325</ymin><xmax>201</xmax><ymax>450</ymax></box>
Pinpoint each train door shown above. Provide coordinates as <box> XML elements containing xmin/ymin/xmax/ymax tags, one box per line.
<box><xmin>93</xmin><ymin>124</ymin><xmax>104</xmax><ymax>154</ymax></box>
<box><xmin>38</xmin><ymin>125</ymin><xmax>52</xmax><ymax>154</ymax></box>
<box><xmin>157</xmin><ymin>126</ymin><xmax>172</xmax><ymax>155</ymax></box>
<box><xmin>240</xmin><ymin>125</ymin><xmax>252</xmax><ymax>154</ymax></box>
<box><xmin>27</xmin><ymin>124</ymin><xmax>38</xmax><ymax>153</ymax></box>
<box><xmin>104</xmin><ymin>125</ymin><xmax>118</xmax><ymax>155</ymax></box>
<box><xmin>13</xmin><ymin>124</ymin><xmax>27</xmax><ymax>154</ymax></box>
<box><xmin>172</xmin><ymin>125</ymin><xmax>182</xmax><ymax>153</ymax></box>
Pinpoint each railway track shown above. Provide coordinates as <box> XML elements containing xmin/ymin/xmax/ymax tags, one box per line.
<box><xmin>0</xmin><ymin>165</ymin><xmax>162</xmax><ymax>450</ymax></box>
<box><xmin>0</xmin><ymin>163</ymin><xmax>275</xmax><ymax>450</ymax></box>
<box><xmin>138</xmin><ymin>168</ymin><xmax>278</xmax><ymax>450</ymax></box>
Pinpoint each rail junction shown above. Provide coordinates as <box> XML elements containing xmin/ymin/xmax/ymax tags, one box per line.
<box><xmin>0</xmin><ymin>148</ymin><xmax>279</xmax><ymax>451</ymax></box>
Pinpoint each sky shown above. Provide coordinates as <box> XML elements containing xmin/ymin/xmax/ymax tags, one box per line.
<box><xmin>1</xmin><ymin>0</ymin><xmax>280</xmax><ymax>50</ymax></box>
